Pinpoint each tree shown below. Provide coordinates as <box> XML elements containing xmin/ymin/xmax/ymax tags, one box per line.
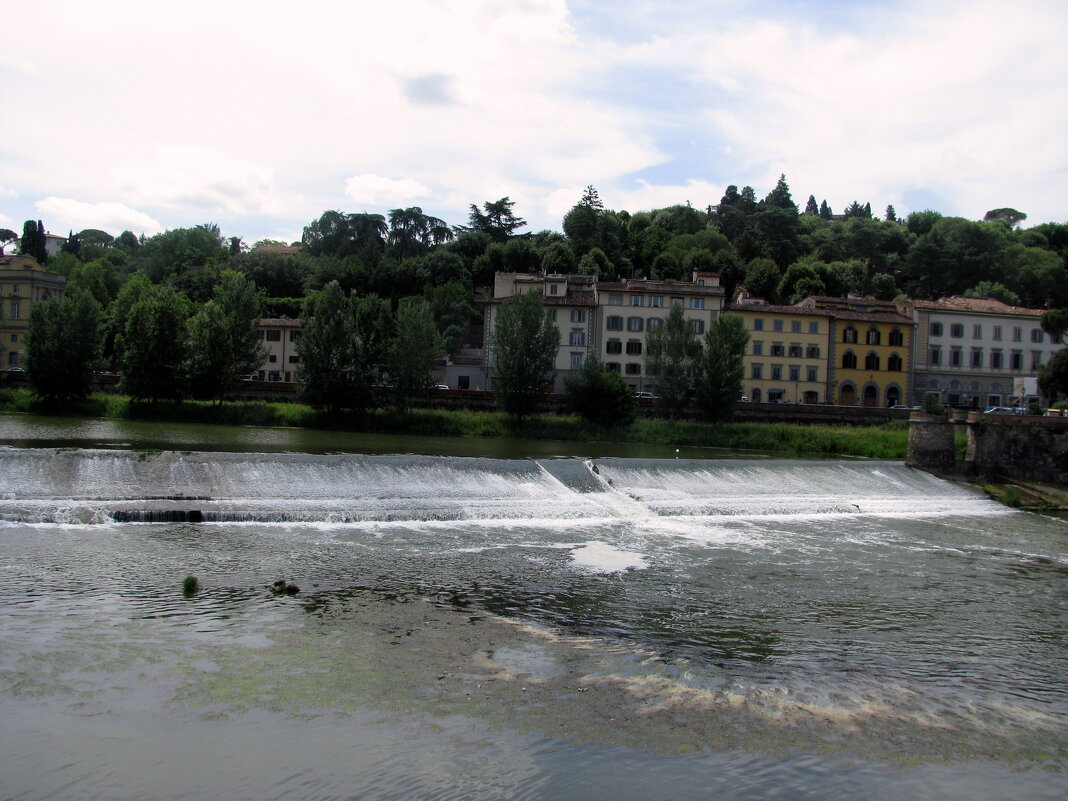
<box><xmin>1041</xmin><ymin>308</ymin><xmax>1068</xmax><ymax>343</ymax></box>
<box><xmin>579</xmin><ymin>185</ymin><xmax>604</xmax><ymax>210</ymax></box>
<box><xmin>1039</xmin><ymin>349</ymin><xmax>1068</xmax><ymax>403</ymax></box>
<box><xmin>983</xmin><ymin>207</ymin><xmax>1027</xmax><ymax>229</ymax></box>
<box><xmin>693</xmin><ymin>313</ymin><xmax>749</xmax><ymax>422</ymax></box>
<box><xmin>468</xmin><ymin>197</ymin><xmax>526</xmax><ymax>242</ymax></box>
<box><xmin>564</xmin><ymin>356</ymin><xmax>635</xmax><ymax>428</ymax></box>
<box><xmin>964</xmin><ymin>281</ymin><xmax>1021</xmax><ymax>306</ymax></box>
<box><xmin>743</xmin><ymin>258</ymin><xmax>781</xmax><ymax>302</ymax></box>
<box><xmin>540</xmin><ymin>240</ymin><xmax>576</xmax><ymax>274</ymax></box>
<box><xmin>819</xmin><ymin>200</ymin><xmax>833</xmax><ymax>221</ymax></box>
<box><xmin>26</xmin><ymin>288</ymin><xmax>103</xmax><ymax>402</ymax></box>
<box><xmin>297</xmin><ymin>282</ymin><xmax>357</xmax><ymax>415</ymax></box>
<box><xmin>646</xmin><ymin>304</ymin><xmax>700</xmax><ymax>419</ymax></box>
<box><xmin>20</xmin><ymin>220</ymin><xmax>48</xmax><ymax>263</ymax></box>
<box><xmin>119</xmin><ymin>286</ymin><xmax>188</xmax><ymax>402</ymax></box>
<box><xmin>491</xmin><ymin>291</ymin><xmax>559</xmax><ymax>421</ymax></box>
<box><xmin>803</xmin><ymin>195</ymin><xmax>819</xmax><ymax>216</ymax></box>
<box><xmin>387</xmin><ymin>298</ymin><xmax>445</xmax><ymax>412</ymax></box>
<box><xmin>185</xmin><ymin>272</ymin><xmax>265</xmax><ymax>402</ymax></box>
<box><xmin>387</xmin><ymin>207</ymin><xmax>452</xmax><ymax>259</ymax></box>
<box><xmin>885</xmin><ymin>205</ymin><xmax>898</xmax><ymax>222</ymax></box>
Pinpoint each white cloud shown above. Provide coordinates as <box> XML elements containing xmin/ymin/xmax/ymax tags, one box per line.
<box><xmin>610</xmin><ymin>179</ymin><xmax>724</xmax><ymax>215</ymax></box>
<box><xmin>344</xmin><ymin>174</ymin><xmax>432</xmax><ymax>206</ymax></box>
<box><xmin>33</xmin><ymin>198</ymin><xmax>162</xmax><ymax>236</ymax></box>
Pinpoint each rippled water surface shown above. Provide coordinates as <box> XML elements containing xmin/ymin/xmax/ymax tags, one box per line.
<box><xmin>1</xmin><ymin>444</ymin><xmax>1067</xmax><ymax>800</ymax></box>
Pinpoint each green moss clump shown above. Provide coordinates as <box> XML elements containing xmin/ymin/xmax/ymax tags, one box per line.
<box><xmin>182</xmin><ymin>575</ymin><xmax>200</xmax><ymax>596</ymax></box>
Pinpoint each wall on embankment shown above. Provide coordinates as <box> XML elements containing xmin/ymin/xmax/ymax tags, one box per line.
<box><xmin>908</xmin><ymin>411</ymin><xmax>1068</xmax><ymax>483</ymax></box>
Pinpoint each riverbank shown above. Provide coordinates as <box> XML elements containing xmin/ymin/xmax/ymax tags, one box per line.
<box><xmin>0</xmin><ymin>388</ymin><xmax>911</xmax><ymax>459</ymax></box>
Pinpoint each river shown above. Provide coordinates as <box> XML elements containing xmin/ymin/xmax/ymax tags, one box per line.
<box><xmin>1</xmin><ymin>413</ymin><xmax>1066</xmax><ymax>800</ymax></box>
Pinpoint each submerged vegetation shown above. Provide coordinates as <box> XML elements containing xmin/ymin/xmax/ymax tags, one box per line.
<box><xmin>0</xmin><ymin>388</ymin><xmax>911</xmax><ymax>459</ymax></box>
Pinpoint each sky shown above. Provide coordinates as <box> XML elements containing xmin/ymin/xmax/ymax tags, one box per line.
<box><xmin>2</xmin><ymin>0</ymin><xmax>1066</xmax><ymax>246</ymax></box>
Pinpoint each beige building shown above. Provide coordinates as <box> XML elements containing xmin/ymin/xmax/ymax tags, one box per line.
<box><xmin>1</xmin><ymin>254</ymin><xmax>66</xmax><ymax>371</ymax></box>
<box><xmin>255</xmin><ymin>318</ymin><xmax>301</xmax><ymax>382</ymax></box>
<box><xmin>485</xmin><ymin>271</ymin><xmax>725</xmax><ymax>394</ymax></box>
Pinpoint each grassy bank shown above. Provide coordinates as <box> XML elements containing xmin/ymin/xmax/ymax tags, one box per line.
<box><xmin>0</xmin><ymin>387</ymin><xmax>912</xmax><ymax>460</ymax></box>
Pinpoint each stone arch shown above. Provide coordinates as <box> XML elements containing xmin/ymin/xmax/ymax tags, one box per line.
<box><xmin>885</xmin><ymin>383</ymin><xmax>903</xmax><ymax>406</ymax></box>
<box><xmin>839</xmin><ymin>382</ymin><xmax>857</xmax><ymax>406</ymax></box>
<box><xmin>862</xmin><ymin>383</ymin><xmax>879</xmax><ymax>407</ymax></box>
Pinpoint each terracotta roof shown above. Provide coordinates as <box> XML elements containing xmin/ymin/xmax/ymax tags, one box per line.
<box><xmin>253</xmin><ymin>245</ymin><xmax>302</xmax><ymax>255</ymax></box>
<box><xmin>726</xmin><ymin>302</ymin><xmax>835</xmax><ymax>317</ymax></box>
<box><xmin>907</xmin><ymin>296</ymin><xmax>1045</xmax><ymax>316</ymax></box>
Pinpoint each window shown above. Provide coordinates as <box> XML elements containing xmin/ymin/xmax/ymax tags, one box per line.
<box><xmin>10</xmin><ymin>334</ymin><xmax>17</xmax><ymax>343</ymax></box>
<box><xmin>973</xmin><ymin>324</ymin><xmax>982</xmax><ymax>339</ymax></box>
<box><xmin>606</xmin><ymin>339</ymin><xmax>622</xmax><ymax>355</ymax></box>
<box><xmin>773</xmin><ymin>319</ymin><xmax>784</xmax><ymax>333</ymax></box>
<box><xmin>791</xmin><ymin>320</ymin><xmax>801</xmax><ymax>333</ymax></box>
<box><xmin>608</xmin><ymin>293</ymin><xmax>623</xmax><ymax>306</ymax></box>
<box><xmin>1032</xmin><ymin>352</ymin><xmax>1042</xmax><ymax>370</ymax></box>
<box><xmin>788</xmin><ymin>345</ymin><xmax>802</xmax><ymax>358</ymax></box>
<box><xmin>605</xmin><ymin>362</ymin><xmax>621</xmax><ymax>373</ymax></box>
<box><xmin>752</xmin><ymin>341</ymin><xmax>763</xmax><ymax>356</ymax></box>
<box><xmin>569</xmin><ymin>330</ymin><xmax>586</xmax><ymax>346</ymax></box>
<box><xmin>753</xmin><ymin>318</ymin><xmax>764</xmax><ymax>331</ymax></box>
<box><xmin>991</xmin><ymin>350</ymin><xmax>1003</xmax><ymax>369</ymax></box>
<box><xmin>930</xmin><ymin>347</ymin><xmax>942</xmax><ymax>365</ymax></box>
<box><xmin>10</xmin><ymin>301</ymin><xmax>19</xmax><ymax>320</ymax></box>
<box><xmin>8</xmin><ymin>352</ymin><xmax>19</xmax><ymax>366</ymax></box>
<box><xmin>571</xmin><ymin>353</ymin><xmax>583</xmax><ymax>370</ymax></box>
<box><xmin>930</xmin><ymin>322</ymin><xmax>944</xmax><ymax>337</ymax></box>
<box><xmin>626</xmin><ymin>340</ymin><xmax>643</xmax><ymax>355</ymax></box>
<box><xmin>1031</xmin><ymin>328</ymin><xmax>1044</xmax><ymax>343</ymax></box>
<box><xmin>866</xmin><ymin>328</ymin><xmax>881</xmax><ymax>345</ymax></box>
<box><xmin>889</xmin><ymin>329</ymin><xmax>903</xmax><ymax>347</ymax></box>
<box><xmin>268</xmin><ymin>354</ymin><xmax>277</xmax><ymax>363</ymax></box>
<box><xmin>950</xmin><ymin>324</ymin><xmax>964</xmax><ymax>338</ymax></box>
<box><xmin>751</xmin><ymin>388</ymin><xmax>762</xmax><ymax>402</ymax></box>
<box><xmin>289</xmin><ymin>355</ymin><xmax>300</xmax><ymax>364</ymax></box>
<box><xmin>789</xmin><ymin>366</ymin><xmax>800</xmax><ymax>381</ymax></box>
<box><xmin>625</xmin><ymin>363</ymin><xmax>641</xmax><ymax>375</ymax></box>
<box><xmin>993</xmin><ymin>326</ymin><xmax>1002</xmax><ymax>341</ymax></box>
<box><xmin>950</xmin><ymin>348</ymin><xmax>962</xmax><ymax>367</ymax></box>
<box><xmin>630</xmin><ymin>295</ymin><xmax>644</xmax><ymax>307</ymax></box>
<box><xmin>627</xmin><ymin>317</ymin><xmax>644</xmax><ymax>332</ymax></box>
<box><xmin>751</xmin><ymin>364</ymin><xmax>763</xmax><ymax>380</ymax></box>
<box><xmin>809</xmin><ymin>321</ymin><xmax>819</xmax><ymax>334</ymax></box>
<box><xmin>771</xmin><ymin>366</ymin><xmax>782</xmax><ymax>381</ymax></box>
<box><xmin>1013</xmin><ymin>327</ymin><xmax>1022</xmax><ymax>342</ymax></box>
<box><xmin>691</xmin><ymin>320</ymin><xmax>705</xmax><ymax>335</ymax></box>
<box><xmin>265</xmin><ymin>330</ymin><xmax>281</xmax><ymax>342</ymax></box>
<box><xmin>671</xmin><ymin>297</ymin><xmax>684</xmax><ymax>308</ymax></box>
<box><xmin>549</xmin><ymin>310</ymin><xmax>557</xmax><ymax>321</ymax></box>
<box><xmin>842</xmin><ymin>352</ymin><xmax>857</xmax><ymax>369</ymax></box>
<box><xmin>888</xmin><ymin>353</ymin><xmax>903</xmax><ymax>372</ymax></box>
<box><xmin>606</xmin><ymin>315</ymin><xmax>623</xmax><ymax>331</ymax></box>
<box><xmin>692</xmin><ymin>298</ymin><xmax>704</xmax><ymax>310</ymax></box>
<box><xmin>771</xmin><ymin>344</ymin><xmax>785</xmax><ymax>357</ymax></box>
<box><xmin>971</xmin><ymin>349</ymin><xmax>983</xmax><ymax>368</ymax></box>
<box><xmin>805</xmin><ymin>345</ymin><xmax>821</xmax><ymax>359</ymax></box>
<box><xmin>1011</xmin><ymin>352</ymin><xmax>1023</xmax><ymax>370</ymax></box>
<box><xmin>807</xmin><ymin>366</ymin><xmax>818</xmax><ymax>382</ymax></box>
<box><xmin>650</xmin><ymin>295</ymin><xmax>663</xmax><ymax>307</ymax></box>
<box><xmin>647</xmin><ymin>318</ymin><xmax>663</xmax><ymax>331</ymax></box>
<box><xmin>843</xmin><ymin>326</ymin><xmax>857</xmax><ymax>344</ymax></box>
<box><xmin>549</xmin><ymin>284</ymin><xmax>558</xmax><ymax>295</ymax></box>
<box><xmin>289</xmin><ymin>330</ymin><xmax>301</xmax><ymax>341</ymax></box>
<box><xmin>570</xmin><ymin>309</ymin><xmax>585</xmax><ymax>323</ymax></box>
<box><xmin>865</xmin><ymin>353</ymin><xmax>880</xmax><ymax>371</ymax></box>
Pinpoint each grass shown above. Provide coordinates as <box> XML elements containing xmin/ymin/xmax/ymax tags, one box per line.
<box><xmin>0</xmin><ymin>388</ymin><xmax>911</xmax><ymax>460</ymax></box>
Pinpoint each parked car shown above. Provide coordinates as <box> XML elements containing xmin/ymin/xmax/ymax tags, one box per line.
<box><xmin>634</xmin><ymin>391</ymin><xmax>657</xmax><ymax>399</ymax></box>
<box><xmin>432</xmin><ymin>384</ymin><xmax>449</xmax><ymax>391</ymax></box>
<box><xmin>983</xmin><ymin>406</ymin><xmax>1021</xmax><ymax>415</ymax></box>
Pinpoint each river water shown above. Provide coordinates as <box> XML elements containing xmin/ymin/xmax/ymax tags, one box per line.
<box><xmin>1</xmin><ymin>414</ymin><xmax>1066</xmax><ymax>800</ymax></box>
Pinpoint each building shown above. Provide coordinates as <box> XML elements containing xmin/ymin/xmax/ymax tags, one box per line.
<box><xmin>484</xmin><ymin>271</ymin><xmax>726</xmax><ymax>394</ymax></box>
<box><xmin>255</xmin><ymin>318</ymin><xmax>301</xmax><ymax>382</ymax></box>
<box><xmin>906</xmin><ymin>296</ymin><xmax>1060</xmax><ymax>408</ymax></box>
<box><xmin>0</xmin><ymin>254</ymin><xmax>66</xmax><ymax>371</ymax></box>
<box><xmin>797</xmin><ymin>296</ymin><xmax>915</xmax><ymax>407</ymax></box>
<box><xmin>728</xmin><ymin>293</ymin><xmax>834</xmax><ymax>403</ymax></box>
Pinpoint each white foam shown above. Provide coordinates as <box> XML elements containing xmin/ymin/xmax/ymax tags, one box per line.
<box><xmin>570</xmin><ymin>541</ymin><xmax>648</xmax><ymax>573</ymax></box>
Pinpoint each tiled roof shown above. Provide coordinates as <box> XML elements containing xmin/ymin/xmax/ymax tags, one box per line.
<box><xmin>908</xmin><ymin>296</ymin><xmax>1045</xmax><ymax>316</ymax></box>
<box><xmin>253</xmin><ymin>245</ymin><xmax>302</xmax><ymax>255</ymax></box>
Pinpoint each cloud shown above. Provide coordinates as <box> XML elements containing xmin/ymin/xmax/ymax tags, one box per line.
<box><xmin>33</xmin><ymin>198</ymin><xmax>162</xmax><ymax>236</ymax></box>
<box><xmin>344</xmin><ymin>174</ymin><xmax>433</xmax><ymax>206</ymax></box>
<box><xmin>402</xmin><ymin>74</ymin><xmax>459</xmax><ymax>106</ymax></box>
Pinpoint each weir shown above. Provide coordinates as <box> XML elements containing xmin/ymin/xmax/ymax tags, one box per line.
<box><xmin>1</xmin><ymin>448</ymin><xmax>990</xmax><ymax>525</ymax></box>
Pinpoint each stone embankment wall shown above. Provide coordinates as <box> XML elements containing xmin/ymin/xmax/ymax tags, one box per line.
<box><xmin>908</xmin><ymin>411</ymin><xmax>1068</xmax><ymax>483</ymax></box>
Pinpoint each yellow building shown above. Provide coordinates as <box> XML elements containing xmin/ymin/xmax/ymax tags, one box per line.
<box><xmin>728</xmin><ymin>296</ymin><xmax>833</xmax><ymax>404</ymax></box>
<box><xmin>797</xmin><ymin>297</ymin><xmax>914</xmax><ymax>407</ymax></box>
<box><xmin>1</xmin><ymin>254</ymin><xmax>66</xmax><ymax>371</ymax></box>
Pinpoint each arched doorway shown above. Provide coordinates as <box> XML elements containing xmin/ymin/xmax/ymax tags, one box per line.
<box><xmin>886</xmin><ymin>385</ymin><xmax>901</xmax><ymax>406</ymax></box>
<box><xmin>863</xmin><ymin>385</ymin><xmax>878</xmax><ymax>407</ymax></box>
<box><xmin>840</xmin><ymin>384</ymin><xmax>855</xmax><ymax>406</ymax></box>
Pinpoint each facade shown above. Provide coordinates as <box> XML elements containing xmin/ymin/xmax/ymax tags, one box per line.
<box><xmin>0</xmin><ymin>254</ymin><xmax>66</xmax><ymax>371</ymax></box>
<box><xmin>797</xmin><ymin>296</ymin><xmax>914</xmax><ymax>407</ymax></box>
<box><xmin>728</xmin><ymin>295</ymin><xmax>833</xmax><ymax>403</ymax></box>
<box><xmin>485</xmin><ymin>271</ymin><xmax>725</xmax><ymax>394</ymax></box>
<box><xmin>255</xmin><ymin>318</ymin><xmax>301</xmax><ymax>382</ymax></box>
<box><xmin>906</xmin><ymin>297</ymin><xmax>1060</xmax><ymax>408</ymax></box>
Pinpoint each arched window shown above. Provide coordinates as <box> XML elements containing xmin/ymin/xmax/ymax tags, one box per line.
<box><xmin>865</xmin><ymin>352</ymin><xmax>880</xmax><ymax>371</ymax></box>
<box><xmin>886</xmin><ymin>386</ymin><xmax>901</xmax><ymax>406</ymax></box>
<box><xmin>751</xmin><ymin>388</ymin><xmax>762</xmax><ymax>402</ymax></box>
<box><xmin>842</xmin><ymin>351</ymin><xmax>857</xmax><ymax>369</ymax></box>
<box><xmin>887</xmin><ymin>352</ymin><xmax>903</xmax><ymax>372</ymax></box>
<box><xmin>866</xmin><ymin>328</ymin><xmax>881</xmax><ymax>345</ymax></box>
<box><xmin>863</xmin><ymin>385</ymin><xmax>878</xmax><ymax>407</ymax></box>
<box><xmin>843</xmin><ymin>326</ymin><xmax>858</xmax><ymax>344</ymax></box>
<box><xmin>889</xmin><ymin>329</ymin><xmax>904</xmax><ymax>347</ymax></box>
<box><xmin>928</xmin><ymin>379</ymin><xmax>941</xmax><ymax>390</ymax></box>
